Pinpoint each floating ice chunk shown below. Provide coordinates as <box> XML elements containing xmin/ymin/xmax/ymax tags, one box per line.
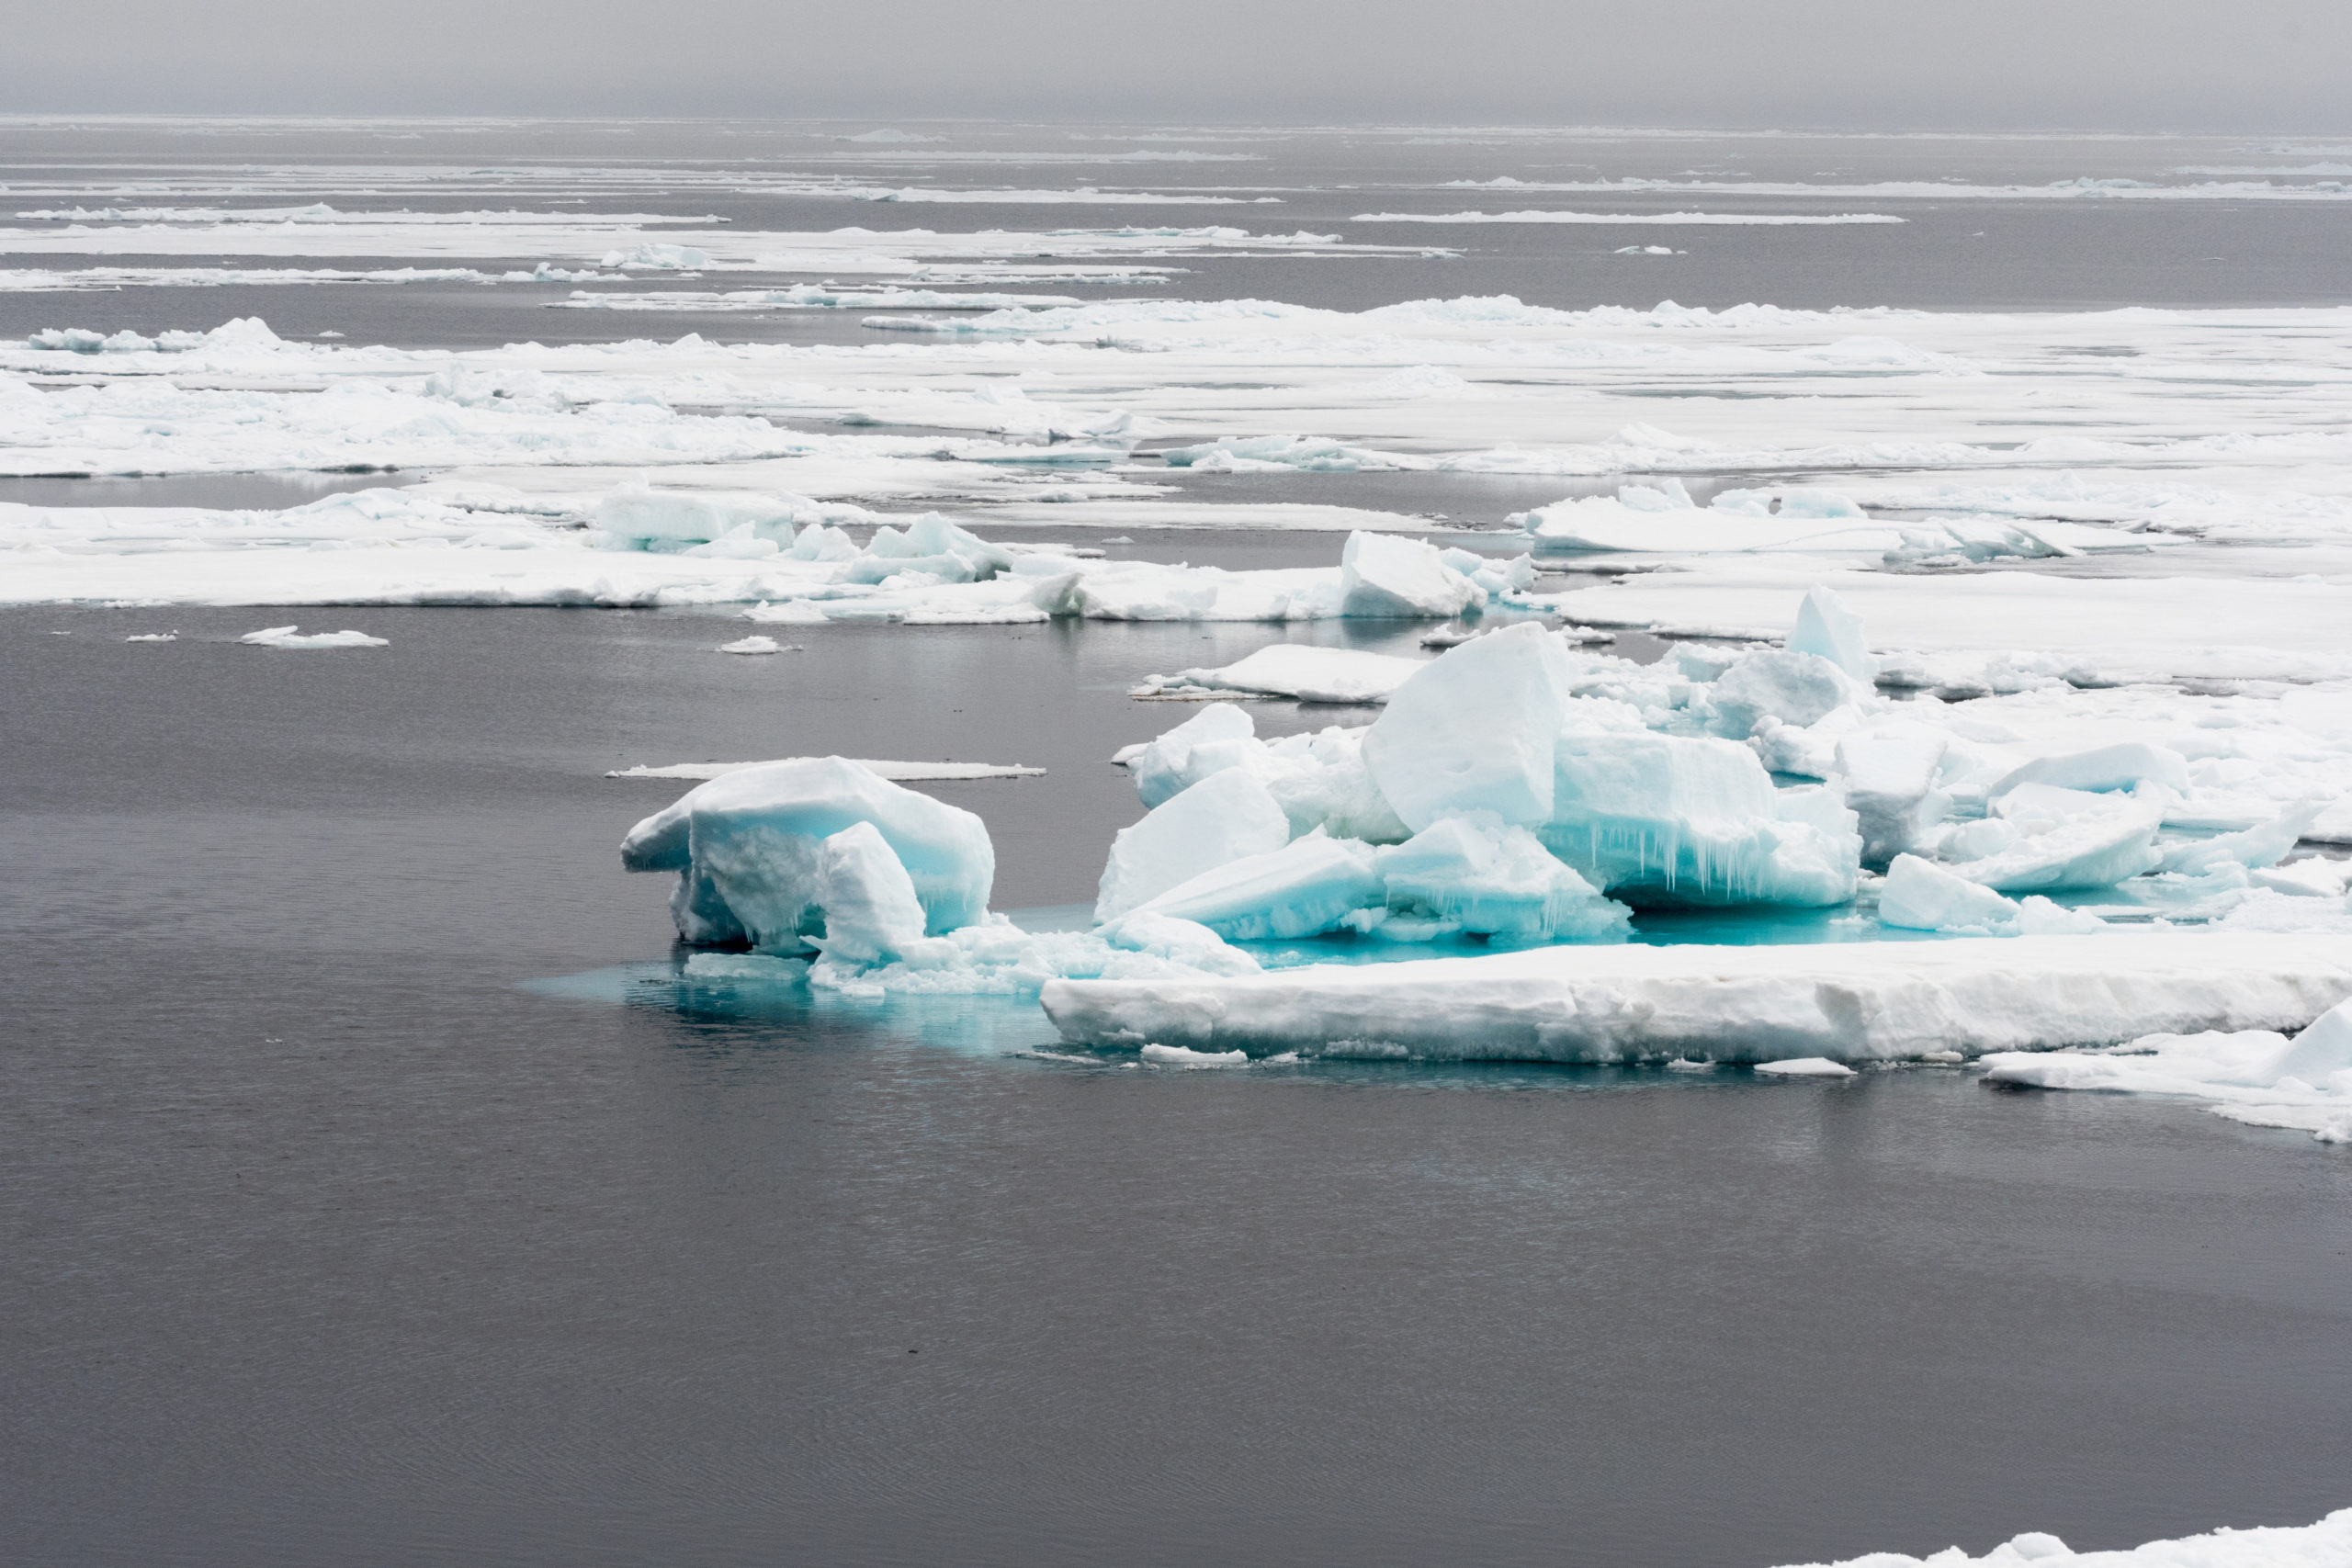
<box><xmin>1127</xmin><ymin>702</ymin><xmax>1260</xmax><ymax>809</ymax></box>
<box><xmin>2251</xmin><ymin>857</ymin><xmax>2352</xmax><ymax>897</ymax></box>
<box><xmin>1096</xmin><ymin>911</ymin><xmax>1263</xmax><ymax>977</ymax></box>
<box><xmin>1544</xmin><ymin>730</ymin><xmax>1861</xmax><ymax>907</ymax></box>
<box><xmin>610</xmin><ymin>758</ymin><xmax>1040</xmax><ymax>782</ymax></box>
<box><xmin>1095</xmin><ymin>768</ymin><xmax>1294</xmax><ymax>923</ymax></box>
<box><xmin>1983</xmin><ymin>998</ymin><xmax>2352</xmax><ymax>1143</ymax></box>
<box><xmin>601</xmin><ymin>242</ymin><xmax>713</xmax><ymax>270</ymax></box>
<box><xmin>620</xmin><ymin>756</ymin><xmax>993</xmax><ymax>950</ymax></box>
<box><xmin>1375</xmin><ymin>814</ymin><xmax>1629</xmax><ymax>938</ymax></box>
<box><xmin>1708</xmin><ymin>648</ymin><xmax>1868</xmax><ymax>739</ymax></box>
<box><xmin>1989</xmin><ymin>741</ymin><xmax>2192</xmax><ymax>798</ymax></box>
<box><xmin>239</xmin><ymin>625</ymin><xmax>387</xmax><ymax>649</ymax></box>
<box><xmin>2156</xmin><ymin>799</ymin><xmax>2326</xmax><ymax>874</ymax></box>
<box><xmin>1771</xmin><ymin>1506</ymin><xmax>2352</xmax><ymax>1568</ymax></box>
<box><xmin>1753</xmin><ymin>1057</ymin><xmax>1855</xmax><ymax>1077</ymax></box>
<box><xmin>594</xmin><ymin>483</ymin><xmax>806</xmax><ymax>549</ymax></box>
<box><xmin>1617</xmin><ymin>479</ymin><xmax>1696</xmax><ymax>510</ymax></box>
<box><xmin>1786</xmin><ymin>584</ymin><xmax>1877</xmax><ymax>682</ymax></box>
<box><xmin>1139</xmin><ymin>1043</ymin><xmax>1250</xmax><ymax>1067</ymax></box>
<box><xmin>1879</xmin><ymin>853</ymin><xmax>2024</xmax><ymax>932</ymax></box>
<box><xmin>1338</xmin><ymin>531</ymin><xmax>1482</xmax><ymax>618</ymax></box>
<box><xmin>1942</xmin><ymin>784</ymin><xmax>2165</xmax><ymax>892</ymax></box>
<box><xmin>1144</xmin><ymin>644</ymin><xmax>1426</xmax><ymax>705</ymax></box>
<box><xmin>805</xmin><ymin>821</ymin><xmax>939</xmax><ymax>968</ymax></box>
<box><xmin>718</xmin><ymin>635</ymin><xmax>786</xmax><ymax>655</ymax></box>
<box><xmin>1363</xmin><ymin>623</ymin><xmax>1576</xmax><ymax>831</ymax></box>
<box><xmin>1042</xmin><ymin>932</ymin><xmax>2352</xmax><ymax>1063</ymax></box>
<box><xmin>1131</xmin><ymin>829</ymin><xmax>1384</xmax><ymax>940</ymax></box>
<box><xmin>123</xmin><ymin>631</ymin><xmax>177</xmax><ymax>642</ymax></box>
<box><xmin>1835</xmin><ymin>731</ymin><xmax>1952</xmax><ymax>864</ymax></box>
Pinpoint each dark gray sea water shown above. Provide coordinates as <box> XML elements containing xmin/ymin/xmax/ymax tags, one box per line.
<box><xmin>5</xmin><ymin>606</ymin><xmax>2351</xmax><ymax>1567</ymax></box>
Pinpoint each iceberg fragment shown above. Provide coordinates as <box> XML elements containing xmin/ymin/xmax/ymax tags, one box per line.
<box><xmin>2154</xmin><ymin>799</ymin><xmax>2326</xmax><ymax>874</ymax></box>
<box><xmin>1942</xmin><ymin>783</ymin><xmax>2164</xmax><ymax>892</ymax></box>
<box><xmin>239</xmin><ymin>625</ymin><xmax>387</xmax><ymax>649</ymax></box>
<box><xmin>1130</xmin><ymin>829</ymin><xmax>1385</xmax><ymax>941</ymax></box>
<box><xmin>1363</xmin><ymin>622</ymin><xmax>1576</xmax><ymax>831</ymax></box>
<box><xmin>620</xmin><ymin>756</ymin><xmax>994</xmax><ymax>950</ymax></box>
<box><xmin>1988</xmin><ymin>741</ymin><xmax>2192</xmax><ymax>798</ymax></box>
<box><xmin>1337</xmin><ymin>530</ymin><xmax>1483</xmax><ymax>618</ymax></box>
<box><xmin>1127</xmin><ymin>702</ymin><xmax>1261</xmax><ymax>809</ymax></box>
<box><xmin>1544</xmin><ymin>730</ymin><xmax>1860</xmax><ymax>907</ymax></box>
<box><xmin>1785</xmin><ymin>584</ymin><xmax>1877</xmax><ymax>681</ymax></box>
<box><xmin>1833</xmin><ymin>731</ymin><xmax>1951</xmax><ymax>864</ymax></box>
<box><xmin>1375</xmin><ymin>814</ymin><xmax>1628</xmax><ymax>938</ymax></box>
<box><xmin>1095</xmin><ymin>768</ymin><xmax>1294</xmax><ymax>923</ymax></box>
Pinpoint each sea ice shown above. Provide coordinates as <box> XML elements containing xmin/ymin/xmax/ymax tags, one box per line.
<box><xmin>1041</xmin><ymin>931</ymin><xmax>2352</xmax><ymax>1063</ymax></box>
<box><xmin>1128</xmin><ymin>830</ymin><xmax>1385</xmax><ymax>941</ymax></box>
<box><xmin>621</xmin><ymin>756</ymin><xmax>995</xmax><ymax>948</ymax></box>
<box><xmin>1338</xmin><ymin>530</ymin><xmax>1483</xmax><ymax>618</ymax></box>
<box><xmin>1362</xmin><ymin>623</ymin><xmax>1577</xmax><ymax>831</ymax></box>
<box><xmin>718</xmin><ymin>636</ymin><xmax>786</xmax><ymax>655</ymax></box>
<box><xmin>1133</xmin><ymin>644</ymin><xmax>1427</xmax><ymax>705</ymax></box>
<box><xmin>1771</xmin><ymin>1506</ymin><xmax>2352</xmax><ymax>1568</ymax></box>
<box><xmin>239</xmin><ymin>625</ymin><xmax>387</xmax><ymax>649</ymax></box>
<box><xmin>1095</xmin><ymin>768</ymin><xmax>1294</xmax><ymax>923</ymax></box>
<box><xmin>1984</xmin><ymin>995</ymin><xmax>2352</xmax><ymax>1142</ymax></box>
<box><xmin>1752</xmin><ymin>1057</ymin><xmax>1855</xmax><ymax>1077</ymax></box>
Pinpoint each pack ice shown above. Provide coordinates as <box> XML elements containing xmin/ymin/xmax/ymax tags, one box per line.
<box><xmin>620</xmin><ymin>757</ymin><xmax>1263</xmax><ymax>997</ymax></box>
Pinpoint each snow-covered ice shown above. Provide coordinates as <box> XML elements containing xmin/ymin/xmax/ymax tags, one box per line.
<box><xmin>608</xmin><ymin>759</ymin><xmax>1043</xmax><ymax>782</ymax></box>
<box><xmin>1980</xmin><ymin>996</ymin><xmax>2352</xmax><ymax>1143</ymax></box>
<box><xmin>239</xmin><ymin>625</ymin><xmax>387</xmax><ymax>649</ymax></box>
<box><xmin>1042</xmin><ymin>931</ymin><xmax>2352</xmax><ymax>1063</ymax></box>
<box><xmin>1772</xmin><ymin>1507</ymin><xmax>2352</xmax><ymax>1568</ymax></box>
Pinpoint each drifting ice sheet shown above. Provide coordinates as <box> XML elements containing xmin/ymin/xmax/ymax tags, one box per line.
<box><xmin>1040</xmin><ymin>931</ymin><xmax>2352</xmax><ymax>1062</ymax></box>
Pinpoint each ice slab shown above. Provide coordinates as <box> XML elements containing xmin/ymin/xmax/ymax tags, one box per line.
<box><xmin>1041</xmin><ymin>931</ymin><xmax>2352</xmax><ymax>1063</ymax></box>
<box><xmin>1772</xmin><ymin>1506</ymin><xmax>2352</xmax><ymax>1568</ymax></box>
<box><xmin>1095</xmin><ymin>768</ymin><xmax>1293</xmax><ymax>923</ymax></box>
<box><xmin>607</xmin><ymin>759</ymin><xmax>1044</xmax><ymax>781</ymax></box>
<box><xmin>1134</xmin><ymin>645</ymin><xmax>1428</xmax><ymax>705</ymax></box>
<box><xmin>1983</xmin><ymin>997</ymin><xmax>2352</xmax><ymax>1143</ymax></box>
<box><xmin>239</xmin><ymin>624</ymin><xmax>386</xmax><ymax>649</ymax></box>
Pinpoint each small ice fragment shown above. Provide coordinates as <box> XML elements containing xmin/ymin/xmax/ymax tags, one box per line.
<box><xmin>124</xmin><ymin>631</ymin><xmax>178</xmax><ymax>643</ymax></box>
<box><xmin>1665</xmin><ymin>1058</ymin><xmax>1714</xmax><ymax>1072</ymax></box>
<box><xmin>1139</xmin><ymin>1043</ymin><xmax>1250</xmax><ymax>1068</ymax></box>
<box><xmin>239</xmin><ymin>625</ymin><xmax>388</xmax><ymax>649</ymax></box>
<box><xmin>718</xmin><ymin>635</ymin><xmax>788</xmax><ymax>655</ymax></box>
<box><xmin>1754</xmin><ymin>1057</ymin><xmax>1856</xmax><ymax>1077</ymax></box>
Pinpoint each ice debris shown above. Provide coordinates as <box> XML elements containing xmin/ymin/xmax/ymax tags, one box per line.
<box><xmin>622</xmin><ymin>756</ymin><xmax>1265</xmax><ymax>995</ymax></box>
<box><xmin>1982</xmin><ymin>995</ymin><xmax>2352</xmax><ymax>1142</ymax></box>
<box><xmin>1772</xmin><ymin>1506</ymin><xmax>2352</xmax><ymax>1568</ymax></box>
<box><xmin>239</xmin><ymin>625</ymin><xmax>387</xmax><ymax>649</ymax></box>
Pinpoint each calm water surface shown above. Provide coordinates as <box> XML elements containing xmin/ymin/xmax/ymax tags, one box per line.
<box><xmin>4</xmin><ymin>605</ymin><xmax>2348</xmax><ymax>1567</ymax></box>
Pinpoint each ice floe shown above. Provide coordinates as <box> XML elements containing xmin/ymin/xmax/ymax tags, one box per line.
<box><xmin>1982</xmin><ymin>997</ymin><xmax>2352</xmax><ymax>1143</ymax></box>
<box><xmin>608</xmin><ymin>759</ymin><xmax>1042</xmax><ymax>781</ymax></box>
<box><xmin>239</xmin><ymin>625</ymin><xmax>387</xmax><ymax>649</ymax></box>
<box><xmin>1773</xmin><ymin>1506</ymin><xmax>2352</xmax><ymax>1568</ymax></box>
<box><xmin>1042</xmin><ymin>931</ymin><xmax>2352</xmax><ymax>1063</ymax></box>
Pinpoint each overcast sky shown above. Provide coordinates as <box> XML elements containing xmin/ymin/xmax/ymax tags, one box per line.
<box><xmin>6</xmin><ymin>0</ymin><xmax>2349</xmax><ymax>131</ymax></box>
